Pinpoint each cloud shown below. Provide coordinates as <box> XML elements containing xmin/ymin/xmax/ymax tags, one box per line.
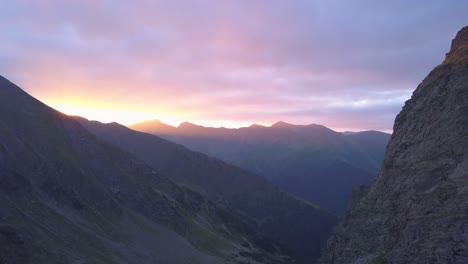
<box><xmin>1</xmin><ymin>0</ymin><xmax>467</xmax><ymax>130</ymax></box>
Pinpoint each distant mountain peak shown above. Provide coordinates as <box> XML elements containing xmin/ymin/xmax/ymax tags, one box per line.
<box><xmin>249</xmin><ymin>123</ymin><xmax>267</xmax><ymax>128</ymax></box>
<box><xmin>271</xmin><ymin>121</ymin><xmax>329</xmax><ymax>130</ymax></box>
<box><xmin>178</xmin><ymin>121</ymin><xmax>200</xmax><ymax>128</ymax></box>
<box><xmin>271</xmin><ymin>121</ymin><xmax>295</xmax><ymax>128</ymax></box>
<box><xmin>136</xmin><ymin>119</ymin><xmax>171</xmax><ymax>127</ymax></box>
<box><xmin>305</xmin><ymin>123</ymin><xmax>328</xmax><ymax>129</ymax></box>
<box><xmin>146</xmin><ymin>119</ymin><xmax>164</xmax><ymax>124</ymax></box>
<box><xmin>129</xmin><ymin>120</ymin><xmax>176</xmax><ymax>134</ymax></box>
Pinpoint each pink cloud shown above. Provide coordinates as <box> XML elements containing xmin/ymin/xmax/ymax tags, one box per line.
<box><xmin>1</xmin><ymin>0</ymin><xmax>467</xmax><ymax>131</ymax></box>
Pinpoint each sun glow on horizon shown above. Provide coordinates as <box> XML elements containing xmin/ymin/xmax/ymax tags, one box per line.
<box><xmin>38</xmin><ymin>92</ymin><xmax>393</xmax><ymax>132</ymax></box>
<box><xmin>44</xmin><ymin>100</ymin><xmax>393</xmax><ymax>132</ymax></box>
<box><xmin>49</xmin><ymin>103</ymin><xmax>158</xmax><ymax>125</ymax></box>
<box><xmin>44</xmin><ymin>99</ymin><xmax>265</xmax><ymax>129</ymax></box>
<box><xmin>44</xmin><ymin>99</ymin><xmax>182</xmax><ymax>126</ymax></box>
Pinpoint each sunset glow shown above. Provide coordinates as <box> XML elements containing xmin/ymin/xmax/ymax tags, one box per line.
<box><xmin>43</xmin><ymin>97</ymin><xmax>260</xmax><ymax>129</ymax></box>
<box><xmin>48</xmin><ymin>102</ymin><xmax>159</xmax><ymax>126</ymax></box>
<box><xmin>2</xmin><ymin>1</ymin><xmax>468</xmax><ymax>131</ymax></box>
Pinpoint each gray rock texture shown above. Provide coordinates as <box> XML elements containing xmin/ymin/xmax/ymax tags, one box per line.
<box><xmin>320</xmin><ymin>26</ymin><xmax>468</xmax><ymax>264</ymax></box>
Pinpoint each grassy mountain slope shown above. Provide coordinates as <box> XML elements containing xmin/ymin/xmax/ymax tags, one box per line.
<box><xmin>76</xmin><ymin>118</ymin><xmax>338</xmax><ymax>264</ymax></box>
<box><xmin>0</xmin><ymin>76</ymin><xmax>287</xmax><ymax>264</ymax></box>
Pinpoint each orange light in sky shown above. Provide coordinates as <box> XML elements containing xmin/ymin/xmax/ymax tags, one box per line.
<box><xmin>43</xmin><ymin>98</ymin><xmax>259</xmax><ymax>128</ymax></box>
<box><xmin>50</xmin><ymin>103</ymin><xmax>157</xmax><ymax>125</ymax></box>
<box><xmin>43</xmin><ymin>97</ymin><xmax>182</xmax><ymax>126</ymax></box>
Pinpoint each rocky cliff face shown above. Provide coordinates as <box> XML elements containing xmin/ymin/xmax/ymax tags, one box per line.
<box><xmin>321</xmin><ymin>26</ymin><xmax>468</xmax><ymax>264</ymax></box>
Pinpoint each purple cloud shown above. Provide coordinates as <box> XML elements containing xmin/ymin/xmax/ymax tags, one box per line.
<box><xmin>1</xmin><ymin>0</ymin><xmax>467</xmax><ymax>130</ymax></box>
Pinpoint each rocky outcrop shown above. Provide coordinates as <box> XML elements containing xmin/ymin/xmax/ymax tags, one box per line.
<box><xmin>321</xmin><ymin>26</ymin><xmax>468</xmax><ymax>264</ymax></box>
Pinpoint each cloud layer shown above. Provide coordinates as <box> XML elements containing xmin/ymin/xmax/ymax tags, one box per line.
<box><xmin>1</xmin><ymin>0</ymin><xmax>467</xmax><ymax>131</ymax></box>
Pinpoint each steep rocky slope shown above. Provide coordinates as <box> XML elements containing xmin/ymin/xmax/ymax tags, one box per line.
<box><xmin>321</xmin><ymin>26</ymin><xmax>468</xmax><ymax>264</ymax></box>
<box><xmin>130</xmin><ymin>121</ymin><xmax>390</xmax><ymax>213</ymax></box>
<box><xmin>0</xmin><ymin>76</ymin><xmax>288</xmax><ymax>264</ymax></box>
<box><xmin>76</xmin><ymin>117</ymin><xmax>338</xmax><ymax>264</ymax></box>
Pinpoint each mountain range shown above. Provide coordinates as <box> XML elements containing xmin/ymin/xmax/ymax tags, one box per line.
<box><xmin>75</xmin><ymin>117</ymin><xmax>338</xmax><ymax>263</ymax></box>
<box><xmin>0</xmin><ymin>76</ymin><xmax>337</xmax><ymax>263</ymax></box>
<box><xmin>130</xmin><ymin>120</ymin><xmax>391</xmax><ymax>213</ymax></box>
<box><xmin>2</xmin><ymin>23</ymin><xmax>465</xmax><ymax>264</ymax></box>
<box><xmin>0</xmin><ymin>76</ymin><xmax>292</xmax><ymax>263</ymax></box>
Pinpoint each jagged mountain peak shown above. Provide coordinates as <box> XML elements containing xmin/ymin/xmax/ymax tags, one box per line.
<box><xmin>178</xmin><ymin>121</ymin><xmax>200</xmax><ymax>128</ymax></box>
<box><xmin>321</xmin><ymin>25</ymin><xmax>468</xmax><ymax>264</ymax></box>
<box><xmin>450</xmin><ymin>26</ymin><xmax>468</xmax><ymax>52</ymax></box>
<box><xmin>270</xmin><ymin>121</ymin><xmax>328</xmax><ymax>130</ymax></box>
<box><xmin>271</xmin><ymin>121</ymin><xmax>295</xmax><ymax>128</ymax></box>
<box><xmin>444</xmin><ymin>26</ymin><xmax>468</xmax><ymax>64</ymax></box>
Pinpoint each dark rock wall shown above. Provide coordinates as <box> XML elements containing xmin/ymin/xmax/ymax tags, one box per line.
<box><xmin>321</xmin><ymin>26</ymin><xmax>468</xmax><ymax>264</ymax></box>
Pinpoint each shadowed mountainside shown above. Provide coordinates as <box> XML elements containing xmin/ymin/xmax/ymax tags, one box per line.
<box><xmin>130</xmin><ymin>121</ymin><xmax>390</xmax><ymax>213</ymax></box>
<box><xmin>0</xmin><ymin>76</ymin><xmax>294</xmax><ymax>264</ymax></box>
<box><xmin>76</xmin><ymin>117</ymin><xmax>339</xmax><ymax>264</ymax></box>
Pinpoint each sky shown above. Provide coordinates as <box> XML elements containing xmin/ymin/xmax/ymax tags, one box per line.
<box><xmin>1</xmin><ymin>0</ymin><xmax>467</xmax><ymax>132</ymax></box>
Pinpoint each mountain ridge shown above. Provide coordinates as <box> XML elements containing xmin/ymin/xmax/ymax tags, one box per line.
<box><xmin>0</xmin><ymin>75</ymin><xmax>290</xmax><ymax>264</ymax></box>
<box><xmin>320</xmin><ymin>25</ymin><xmax>468</xmax><ymax>264</ymax></box>
<box><xmin>132</xmin><ymin>119</ymin><xmax>387</xmax><ymax>134</ymax></box>
<box><xmin>76</xmin><ymin>116</ymin><xmax>339</xmax><ymax>264</ymax></box>
<box><xmin>130</xmin><ymin>119</ymin><xmax>391</xmax><ymax>213</ymax></box>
